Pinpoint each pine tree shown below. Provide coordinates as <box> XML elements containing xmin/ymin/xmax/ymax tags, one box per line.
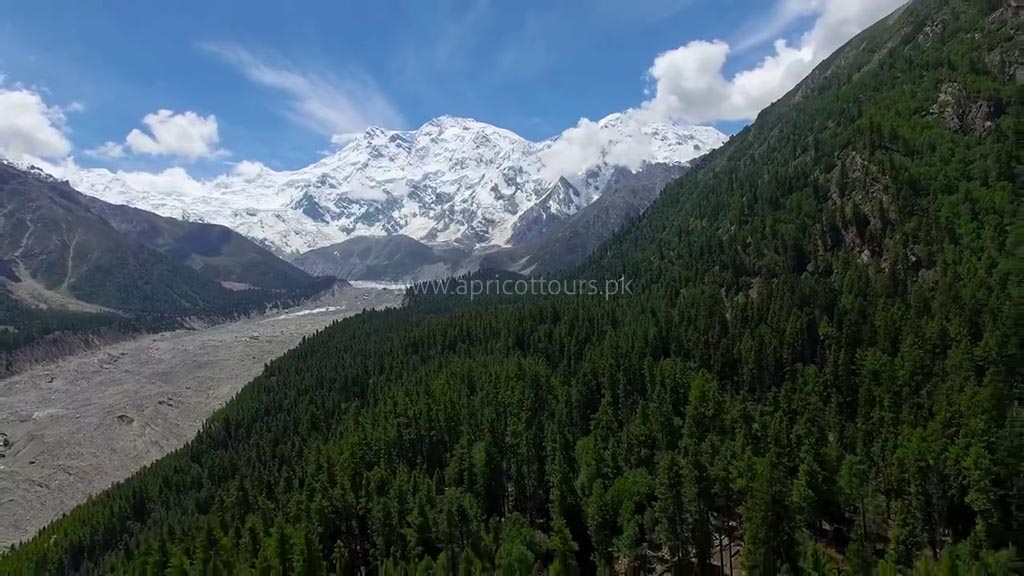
<box><xmin>548</xmin><ymin>517</ymin><xmax>579</xmax><ymax>576</ymax></box>
<box><xmin>653</xmin><ymin>452</ymin><xmax>691</xmax><ymax>571</ymax></box>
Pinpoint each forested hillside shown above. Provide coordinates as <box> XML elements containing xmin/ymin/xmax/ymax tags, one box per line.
<box><xmin>0</xmin><ymin>163</ymin><xmax>239</xmax><ymax>314</ymax></box>
<box><xmin>79</xmin><ymin>196</ymin><xmax>317</xmax><ymax>291</ymax></box>
<box><xmin>0</xmin><ymin>289</ymin><xmax>129</xmax><ymax>364</ymax></box>
<box><xmin>2</xmin><ymin>0</ymin><xmax>1020</xmax><ymax>574</ymax></box>
<box><xmin>0</xmin><ymin>163</ymin><xmax>333</xmax><ymax>367</ymax></box>
<box><xmin>0</xmin><ymin>162</ymin><xmax>322</xmax><ymax>312</ymax></box>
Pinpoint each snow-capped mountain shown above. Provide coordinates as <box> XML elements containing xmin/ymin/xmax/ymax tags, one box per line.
<box><xmin>69</xmin><ymin>113</ymin><xmax>728</xmax><ymax>255</ymax></box>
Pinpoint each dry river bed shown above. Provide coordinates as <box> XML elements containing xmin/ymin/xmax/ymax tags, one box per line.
<box><xmin>0</xmin><ymin>286</ymin><xmax>402</xmax><ymax>548</ymax></box>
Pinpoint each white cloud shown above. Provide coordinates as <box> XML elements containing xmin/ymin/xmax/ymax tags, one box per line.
<box><xmin>330</xmin><ymin>132</ymin><xmax>361</xmax><ymax>147</ymax></box>
<box><xmin>124</xmin><ymin>109</ymin><xmax>223</xmax><ymax>160</ymax></box>
<box><xmin>6</xmin><ymin>1</ymin><xmax>906</xmax><ymax>217</ymax></box>
<box><xmin>641</xmin><ymin>0</ymin><xmax>906</xmax><ymax>123</ymax></box>
<box><xmin>0</xmin><ymin>80</ymin><xmax>247</xmax><ymax>207</ymax></box>
<box><xmin>0</xmin><ymin>81</ymin><xmax>219</xmax><ymax>164</ymax></box>
<box><xmin>23</xmin><ymin>155</ymin><xmax>81</xmax><ymax>181</ymax></box>
<box><xmin>85</xmin><ymin>141</ymin><xmax>126</xmax><ymax>159</ymax></box>
<box><xmin>116</xmin><ymin>166</ymin><xmax>211</xmax><ymax>196</ymax></box>
<box><xmin>0</xmin><ymin>88</ymin><xmax>73</xmax><ymax>161</ymax></box>
<box><xmin>203</xmin><ymin>42</ymin><xmax>404</xmax><ymax>144</ymax></box>
<box><xmin>733</xmin><ymin>0</ymin><xmax>821</xmax><ymax>53</ymax></box>
<box><xmin>539</xmin><ymin>115</ymin><xmax>653</xmax><ymax>180</ymax></box>
<box><xmin>538</xmin><ymin>0</ymin><xmax>903</xmax><ymax>179</ymax></box>
<box><xmin>231</xmin><ymin>159</ymin><xmax>267</xmax><ymax>179</ymax></box>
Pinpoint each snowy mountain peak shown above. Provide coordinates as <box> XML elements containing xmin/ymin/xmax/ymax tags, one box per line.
<box><xmin>69</xmin><ymin>114</ymin><xmax>728</xmax><ymax>255</ymax></box>
<box><xmin>596</xmin><ymin>112</ymin><xmax>626</xmax><ymax>127</ymax></box>
<box><xmin>421</xmin><ymin>115</ymin><xmax>482</xmax><ymax>129</ymax></box>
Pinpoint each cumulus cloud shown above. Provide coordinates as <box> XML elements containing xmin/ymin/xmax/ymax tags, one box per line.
<box><xmin>0</xmin><ymin>80</ymin><xmax>219</xmax><ymax>164</ymax></box>
<box><xmin>203</xmin><ymin>42</ymin><xmax>404</xmax><ymax>144</ymax></box>
<box><xmin>231</xmin><ymin>159</ymin><xmax>268</xmax><ymax>179</ymax></box>
<box><xmin>0</xmin><ymin>88</ymin><xmax>73</xmax><ymax>161</ymax></box>
<box><xmin>540</xmin><ymin>0</ymin><xmax>904</xmax><ymax>177</ymax></box>
<box><xmin>23</xmin><ymin>155</ymin><xmax>81</xmax><ymax>182</ymax></box>
<box><xmin>124</xmin><ymin>109</ymin><xmax>224</xmax><ymax>160</ymax></box>
<box><xmin>540</xmin><ymin>115</ymin><xmax>654</xmax><ymax>179</ymax></box>
<box><xmin>116</xmin><ymin>166</ymin><xmax>211</xmax><ymax>196</ymax></box>
<box><xmin>0</xmin><ymin>81</ymin><xmax>253</xmax><ymax>208</ymax></box>
<box><xmin>85</xmin><ymin>141</ymin><xmax>126</xmax><ymax>159</ymax></box>
<box><xmin>641</xmin><ymin>0</ymin><xmax>906</xmax><ymax>123</ymax></box>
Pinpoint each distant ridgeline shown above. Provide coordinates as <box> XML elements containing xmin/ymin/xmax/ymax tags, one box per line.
<box><xmin>0</xmin><ymin>162</ymin><xmax>334</xmax><ymax>373</ymax></box>
<box><xmin>2</xmin><ymin>0</ymin><xmax>1021</xmax><ymax>574</ymax></box>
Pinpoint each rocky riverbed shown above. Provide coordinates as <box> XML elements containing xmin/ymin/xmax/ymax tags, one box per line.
<box><xmin>0</xmin><ymin>286</ymin><xmax>402</xmax><ymax>547</ymax></box>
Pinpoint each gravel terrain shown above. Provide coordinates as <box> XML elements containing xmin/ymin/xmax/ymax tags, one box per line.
<box><xmin>0</xmin><ymin>286</ymin><xmax>402</xmax><ymax>547</ymax></box>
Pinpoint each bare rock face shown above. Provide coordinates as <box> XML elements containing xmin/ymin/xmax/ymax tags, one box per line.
<box><xmin>964</xmin><ymin>100</ymin><xmax>999</xmax><ymax>136</ymax></box>
<box><xmin>931</xmin><ymin>82</ymin><xmax>969</xmax><ymax>131</ymax></box>
<box><xmin>826</xmin><ymin>152</ymin><xmax>897</xmax><ymax>261</ymax></box>
<box><xmin>507</xmin><ymin>178</ymin><xmax>583</xmax><ymax>247</ymax></box>
<box><xmin>919</xmin><ymin>12</ymin><xmax>948</xmax><ymax>45</ymax></box>
<box><xmin>930</xmin><ymin>82</ymin><xmax>999</xmax><ymax>136</ymax></box>
<box><xmin>983</xmin><ymin>3</ymin><xmax>1022</xmax><ymax>82</ymax></box>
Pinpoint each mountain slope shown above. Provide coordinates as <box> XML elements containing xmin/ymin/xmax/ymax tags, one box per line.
<box><xmin>69</xmin><ymin>115</ymin><xmax>728</xmax><ymax>255</ymax></box>
<box><xmin>461</xmin><ymin>163</ymin><xmax>690</xmax><ymax>277</ymax></box>
<box><xmin>505</xmin><ymin>177</ymin><xmax>584</xmax><ymax>247</ymax></box>
<box><xmin>290</xmin><ymin>163</ymin><xmax>688</xmax><ymax>282</ymax></box>
<box><xmin>521</xmin><ymin>163</ymin><xmax>689</xmax><ymax>274</ymax></box>
<box><xmin>2</xmin><ymin>1</ymin><xmax>1019</xmax><ymax>573</ymax></box>
<box><xmin>0</xmin><ymin>163</ymin><xmax>240</xmax><ymax>313</ymax></box>
<box><xmin>0</xmin><ymin>162</ymin><xmax>332</xmax><ymax>369</ymax></box>
<box><xmin>79</xmin><ymin>197</ymin><xmax>316</xmax><ymax>291</ymax></box>
<box><xmin>292</xmin><ymin>234</ymin><xmax>470</xmax><ymax>283</ymax></box>
<box><xmin>1</xmin><ymin>162</ymin><xmax>323</xmax><ymax>312</ymax></box>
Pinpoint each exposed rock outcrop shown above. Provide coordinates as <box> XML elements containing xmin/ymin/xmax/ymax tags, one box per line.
<box><xmin>930</xmin><ymin>82</ymin><xmax>999</xmax><ymax>136</ymax></box>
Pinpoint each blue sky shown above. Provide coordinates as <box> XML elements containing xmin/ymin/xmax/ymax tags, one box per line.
<box><xmin>0</xmin><ymin>0</ymin><xmax>903</xmax><ymax>177</ymax></box>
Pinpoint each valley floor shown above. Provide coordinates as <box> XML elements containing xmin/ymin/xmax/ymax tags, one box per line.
<box><xmin>0</xmin><ymin>286</ymin><xmax>402</xmax><ymax>547</ymax></box>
